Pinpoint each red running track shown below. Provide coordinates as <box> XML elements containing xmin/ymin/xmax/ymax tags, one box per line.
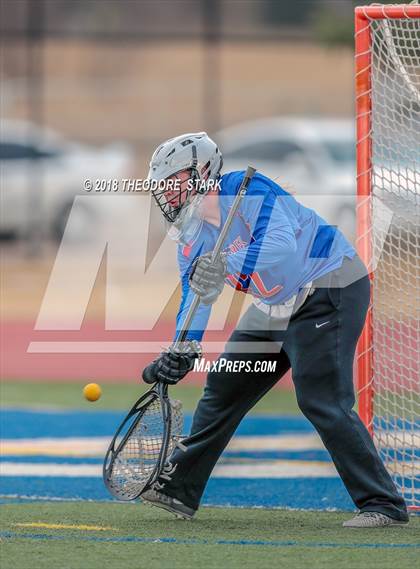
<box><xmin>2</xmin><ymin>319</ymin><xmax>415</xmax><ymax>388</ymax></box>
<box><xmin>1</xmin><ymin>319</ymin><xmax>294</xmax><ymax>386</ymax></box>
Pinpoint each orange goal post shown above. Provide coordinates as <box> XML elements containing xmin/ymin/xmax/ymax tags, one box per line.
<box><xmin>355</xmin><ymin>3</ymin><xmax>419</xmax><ymax>511</ymax></box>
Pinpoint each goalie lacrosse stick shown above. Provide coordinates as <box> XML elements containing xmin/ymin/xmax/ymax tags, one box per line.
<box><xmin>103</xmin><ymin>166</ymin><xmax>257</xmax><ymax>500</ymax></box>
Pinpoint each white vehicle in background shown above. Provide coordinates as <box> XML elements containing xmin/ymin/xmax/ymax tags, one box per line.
<box><xmin>0</xmin><ymin>120</ymin><xmax>135</xmax><ymax>241</ymax></box>
<box><xmin>216</xmin><ymin>117</ymin><xmax>356</xmax><ymax>240</ymax></box>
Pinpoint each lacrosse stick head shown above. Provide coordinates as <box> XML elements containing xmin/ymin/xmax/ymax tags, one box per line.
<box><xmin>103</xmin><ymin>387</ymin><xmax>184</xmax><ymax>501</ymax></box>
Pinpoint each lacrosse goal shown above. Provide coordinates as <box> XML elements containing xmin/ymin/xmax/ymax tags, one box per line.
<box><xmin>355</xmin><ymin>3</ymin><xmax>420</xmax><ymax>510</ymax></box>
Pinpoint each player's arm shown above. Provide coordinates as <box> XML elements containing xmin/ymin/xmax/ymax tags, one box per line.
<box><xmin>226</xmin><ymin>187</ymin><xmax>297</xmax><ymax>275</ymax></box>
<box><xmin>142</xmin><ymin>250</ymin><xmax>211</xmax><ymax>385</ymax></box>
<box><xmin>189</xmin><ymin>184</ymin><xmax>297</xmax><ymax>302</ymax></box>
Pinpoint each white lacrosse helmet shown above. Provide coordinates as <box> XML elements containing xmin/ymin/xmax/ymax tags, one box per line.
<box><xmin>148</xmin><ymin>132</ymin><xmax>223</xmax><ymax>225</ymax></box>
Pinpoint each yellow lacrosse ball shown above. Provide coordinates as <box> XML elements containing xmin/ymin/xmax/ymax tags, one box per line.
<box><xmin>83</xmin><ymin>383</ymin><xmax>102</xmax><ymax>402</ymax></box>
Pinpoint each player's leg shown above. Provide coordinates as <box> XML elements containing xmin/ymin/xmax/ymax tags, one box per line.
<box><xmin>148</xmin><ymin>305</ymin><xmax>290</xmax><ymax>513</ymax></box>
<box><xmin>282</xmin><ymin>258</ymin><xmax>408</xmax><ymax>524</ymax></box>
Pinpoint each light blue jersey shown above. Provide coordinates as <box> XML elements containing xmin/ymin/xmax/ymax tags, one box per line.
<box><xmin>175</xmin><ymin>171</ymin><xmax>355</xmax><ymax>341</ymax></box>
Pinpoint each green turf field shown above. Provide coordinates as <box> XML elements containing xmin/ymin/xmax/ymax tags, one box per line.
<box><xmin>0</xmin><ymin>381</ymin><xmax>300</xmax><ymax>414</ymax></box>
<box><xmin>1</xmin><ymin>381</ymin><xmax>418</xmax><ymax>568</ymax></box>
<box><xmin>1</xmin><ymin>502</ymin><xmax>419</xmax><ymax>569</ymax></box>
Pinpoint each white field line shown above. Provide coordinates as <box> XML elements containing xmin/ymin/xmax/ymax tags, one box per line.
<box><xmin>0</xmin><ymin>493</ymin><xmax>102</xmax><ymax>502</ymax></box>
<box><xmin>3</xmin><ymin>431</ymin><xmax>418</xmax><ymax>457</ymax></box>
<box><xmin>1</xmin><ymin>433</ymin><xmax>325</xmax><ymax>457</ymax></box>
<box><xmin>215</xmin><ymin>461</ymin><xmax>339</xmax><ymax>478</ymax></box>
<box><xmin>0</xmin><ymin>460</ymin><xmax>340</xmax><ymax>479</ymax></box>
<box><xmin>0</xmin><ymin>462</ymin><xmax>99</xmax><ymax>477</ymax></box>
<box><xmin>27</xmin><ymin>341</ymin><xmax>227</xmax><ymax>354</ymax></box>
<box><xmin>1</xmin><ymin>437</ymin><xmax>110</xmax><ymax>457</ymax></box>
<box><xmin>2</xmin><ymin>459</ymin><xmax>417</xmax><ymax>479</ymax></box>
<box><xmin>374</xmin><ymin>433</ymin><xmax>420</xmax><ymax>448</ymax></box>
<box><xmin>384</xmin><ymin>461</ymin><xmax>420</xmax><ymax>476</ymax></box>
<box><xmin>228</xmin><ymin>434</ymin><xmax>324</xmax><ymax>451</ymax></box>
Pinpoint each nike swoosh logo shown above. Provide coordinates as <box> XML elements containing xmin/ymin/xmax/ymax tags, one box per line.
<box><xmin>315</xmin><ymin>321</ymin><xmax>330</xmax><ymax>328</ymax></box>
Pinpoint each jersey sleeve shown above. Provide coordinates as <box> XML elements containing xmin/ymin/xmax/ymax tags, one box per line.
<box><xmin>174</xmin><ymin>247</ymin><xmax>212</xmax><ymax>342</ymax></box>
<box><xmin>225</xmin><ymin>184</ymin><xmax>297</xmax><ymax>275</ymax></box>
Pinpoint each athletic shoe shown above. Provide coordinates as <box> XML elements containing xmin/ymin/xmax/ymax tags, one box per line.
<box><xmin>343</xmin><ymin>512</ymin><xmax>409</xmax><ymax>528</ymax></box>
<box><xmin>141</xmin><ymin>488</ymin><xmax>196</xmax><ymax>520</ymax></box>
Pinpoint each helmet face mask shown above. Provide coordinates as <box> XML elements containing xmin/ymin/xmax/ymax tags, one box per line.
<box><xmin>148</xmin><ymin>132</ymin><xmax>222</xmax><ymax>232</ymax></box>
<box><xmin>152</xmin><ymin>168</ymin><xmax>199</xmax><ymax>224</ymax></box>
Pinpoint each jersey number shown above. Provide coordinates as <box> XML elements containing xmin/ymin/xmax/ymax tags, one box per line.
<box><xmin>226</xmin><ymin>272</ymin><xmax>282</xmax><ymax>298</ymax></box>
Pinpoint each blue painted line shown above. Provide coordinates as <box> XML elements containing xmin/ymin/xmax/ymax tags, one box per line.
<box><xmin>224</xmin><ymin>448</ymin><xmax>419</xmax><ymax>462</ymax></box>
<box><xmin>374</xmin><ymin>417</ymin><xmax>420</xmax><ymax>432</ymax></box>
<box><xmin>393</xmin><ymin>476</ymin><xmax>420</xmax><ymax>490</ymax></box>
<box><xmin>222</xmin><ymin>450</ymin><xmax>331</xmax><ymax>461</ymax></box>
<box><xmin>3</xmin><ymin>409</ymin><xmax>416</xmax><ymax>441</ymax></box>
<box><xmin>2</xmin><ymin>409</ymin><xmax>417</xmax><ymax>512</ymax></box>
<box><xmin>384</xmin><ymin>448</ymin><xmax>420</xmax><ymax>462</ymax></box>
<box><xmin>0</xmin><ymin>449</ymin><xmax>333</xmax><ymax>464</ymax></box>
<box><xmin>0</xmin><ymin>410</ymin><xmax>314</xmax><ymax>439</ymax></box>
<box><xmin>0</xmin><ymin>409</ymin><xmax>125</xmax><ymax>439</ymax></box>
<box><xmin>0</xmin><ymin>476</ymin><xmax>355</xmax><ymax>510</ymax></box>
<box><xmin>203</xmin><ymin>478</ymin><xmax>355</xmax><ymax>510</ymax></box>
<box><xmin>3</xmin><ymin>449</ymin><xmax>418</xmax><ymax>463</ymax></box>
<box><xmin>1</xmin><ymin>531</ymin><xmax>418</xmax><ymax>549</ymax></box>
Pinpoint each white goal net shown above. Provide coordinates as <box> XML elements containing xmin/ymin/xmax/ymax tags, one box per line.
<box><xmin>356</xmin><ymin>4</ymin><xmax>420</xmax><ymax>510</ymax></box>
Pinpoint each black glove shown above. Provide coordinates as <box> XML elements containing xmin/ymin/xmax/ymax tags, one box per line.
<box><xmin>142</xmin><ymin>340</ymin><xmax>202</xmax><ymax>385</ymax></box>
<box><xmin>189</xmin><ymin>251</ymin><xmax>227</xmax><ymax>305</ymax></box>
